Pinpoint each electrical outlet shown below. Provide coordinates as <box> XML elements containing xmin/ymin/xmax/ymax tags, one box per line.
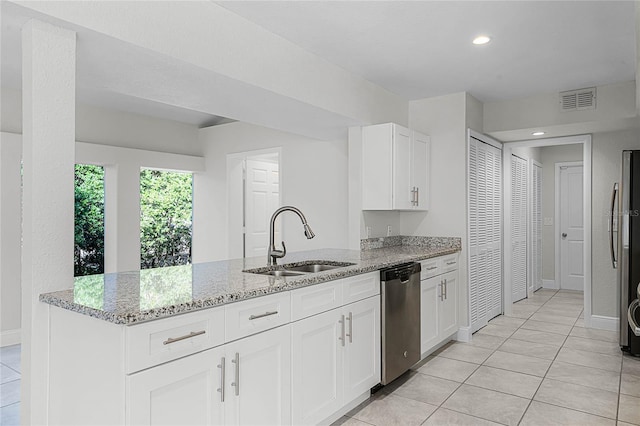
<box><xmin>387</xmin><ymin>225</ymin><xmax>392</xmax><ymax>236</ymax></box>
<box><xmin>366</xmin><ymin>226</ymin><xmax>372</xmax><ymax>238</ymax></box>
<box><xmin>544</xmin><ymin>217</ymin><xmax>553</xmax><ymax>226</ymax></box>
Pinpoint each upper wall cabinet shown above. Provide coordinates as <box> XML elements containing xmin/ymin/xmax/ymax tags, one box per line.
<box><xmin>362</xmin><ymin>123</ymin><xmax>430</xmax><ymax>211</ymax></box>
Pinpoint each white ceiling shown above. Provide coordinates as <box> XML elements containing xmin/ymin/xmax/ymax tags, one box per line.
<box><xmin>217</xmin><ymin>0</ymin><xmax>637</xmax><ymax>102</ymax></box>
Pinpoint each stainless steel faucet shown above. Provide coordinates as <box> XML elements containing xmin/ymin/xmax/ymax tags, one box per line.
<box><xmin>268</xmin><ymin>206</ymin><xmax>315</xmax><ymax>266</ymax></box>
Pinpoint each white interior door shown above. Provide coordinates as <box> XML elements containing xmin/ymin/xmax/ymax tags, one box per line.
<box><xmin>531</xmin><ymin>161</ymin><xmax>543</xmax><ymax>292</ymax></box>
<box><xmin>244</xmin><ymin>159</ymin><xmax>280</xmax><ymax>258</ymax></box>
<box><xmin>559</xmin><ymin>164</ymin><xmax>584</xmax><ymax>291</ymax></box>
<box><xmin>468</xmin><ymin>133</ymin><xmax>502</xmax><ymax>333</ymax></box>
<box><xmin>511</xmin><ymin>154</ymin><xmax>528</xmax><ymax>302</ymax></box>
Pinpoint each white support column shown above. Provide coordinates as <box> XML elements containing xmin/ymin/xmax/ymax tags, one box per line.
<box><xmin>104</xmin><ymin>163</ymin><xmax>141</xmax><ymax>273</ymax></box>
<box><xmin>21</xmin><ymin>20</ymin><xmax>76</xmax><ymax>424</ymax></box>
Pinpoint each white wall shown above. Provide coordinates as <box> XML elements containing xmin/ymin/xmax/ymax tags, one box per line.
<box><xmin>592</xmin><ymin>129</ymin><xmax>640</xmax><ymax>317</ymax></box>
<box><xmin>193</xmin><ymin>121</ymin><xmax>350</xmax><ymax>263</ymax></box>
<box><xmin>405</xmin><ymin>92</ymin><xmax>471</xmax><ymax>327</ymax></box>
<box><xmin>512</xmin><ymin>146</ymin><xmax>541</xmax><ymax>162</ymax></box>
<box><xmin>539</xmin><ymin>144</ymin><xmax>583</xmax><ymax>282</ymax></box>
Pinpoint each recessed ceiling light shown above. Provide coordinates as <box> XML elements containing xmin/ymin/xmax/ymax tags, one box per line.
<box><xmin>532</xmin><ymin>131</ymin><xmax>545</xmax><ymax>136</ymax></box>
<box><xmin>472</xmin><ymin>35</ymin><xmax>491</xmax><ymax>45</ymax></box>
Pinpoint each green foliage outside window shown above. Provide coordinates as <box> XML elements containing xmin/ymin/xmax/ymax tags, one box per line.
<box><xmin>140</xmin><ymin>169</ymin><xmax>193</xmax><ymax>269</ymax></box>
<box><xmin>74</xmin><ymin>164</ymin><xmax>105</xmax><ymax>276</ymax></box>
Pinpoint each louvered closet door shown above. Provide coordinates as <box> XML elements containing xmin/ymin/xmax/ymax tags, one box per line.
<box><xmin>468</xmin><ymin>135</ymin><xmax>503</xmax><ymax>334</ymax></box>
<box><xmin>531</xmin><ymin>161</ymin><xmax>542</xmax><ymax>291</ymax></box>
<box><xmin>511</xmin><ymin>155</ymin><xmax>528</xmax><ymax>302</ymax></box>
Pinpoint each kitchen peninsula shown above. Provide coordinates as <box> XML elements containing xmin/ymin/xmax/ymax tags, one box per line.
<box><xmin>40</xmin><ymin>236</ymin><xmax>460</xmax><ymax>425</ymax></box>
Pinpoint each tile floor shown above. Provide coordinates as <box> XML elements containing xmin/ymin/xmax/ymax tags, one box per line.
<box><xmin>335</xmin><ymin>289</ymin><xmax>640</xmax><ymax>426</ymax></box>
<box><xmin>0</xmin><ymin>344</ymin><xmax>20</xmax><ymax>425</ymax></box>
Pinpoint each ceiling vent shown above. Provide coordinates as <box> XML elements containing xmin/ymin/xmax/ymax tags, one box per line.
<box><xmin>560</xmin><ymin>87</ymin><xmax>596</xmax><ymax>111</ymax></box>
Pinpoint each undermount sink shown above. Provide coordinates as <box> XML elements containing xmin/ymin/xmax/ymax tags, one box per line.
<box><xmin>244</xmin><ymin>261</ymin><xmax>355</xmax><ymax>276</ymax></box>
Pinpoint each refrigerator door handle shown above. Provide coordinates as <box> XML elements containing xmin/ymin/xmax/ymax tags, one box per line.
<box><xmin>628</xmin><ymin>299</ymin><xmax>640</xmax><ymax>337</ymax></box>
<box><xmin>610</xmin><ymin>182</ymin><xmax>618</xmax><ymax>269</ymax></box>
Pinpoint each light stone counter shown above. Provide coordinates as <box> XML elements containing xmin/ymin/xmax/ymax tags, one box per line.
<box><xmin>40</xmin><ymin>236</ymin><xmax>461</xmax><ymax>325</ymax></box>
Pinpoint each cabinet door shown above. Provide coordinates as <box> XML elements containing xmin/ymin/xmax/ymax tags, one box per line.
<box><xmin>344</xmin><ymin>296</ymin><xmax>380</xmax><ymax>402</ymax></box>
<box><xmin>291</xmin><ymin>308</ymin><xmax>343</xmax><ymax>425</ymax></box>
<box><xmin>420</xmin><ymin>276</ymin><xmax>441</xmax><ymax>354</ymax></box>
<box><xmin>127</xmin><ymin>346</ymin><xmax>225</xmax><ymax>426</ymax></box>
<box><xmin>412</xmin><ymin>131</ymin><xmax>430</xmax><ymax>211</ymax></box>
<box><xmin>392</xmin><ymin>125</ymin><xmax>413</xmax><ymax>210</ymax></box>
<box><xmin>440</xmin><ymin>271</ymin><xmax>458</xmax><ymax>339</ymax></box>
<box><xmin>224</xmin><ymin>325</ymin><xmax>291</xmax><ymax>426</ymax></box>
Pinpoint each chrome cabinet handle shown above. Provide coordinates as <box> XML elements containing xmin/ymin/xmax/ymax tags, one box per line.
<box><xmin>443</xmin><ymin>278</ymin><xmax>447</xmax><ymax>300</ymax></box>
<box><xmin>339</xmin><ymin>315</ymin><xmax>345</xmax><ymax>346</ymax></box>
<box><xmin>416</xmin><ymin>187</ymin><xmax>419</xmax><ymax>206</ymax></box>
<box><xmin>610</xmin><ymin>182</ymin><xmax>618</xmax><ymax>269</ymax></box>
<box><xmin>346</xmin><ymin>312</ymin><xmax>353</xmax><ymax>343</ymax></box>
<box><xmin>426</xmin><ymin>266</ymin><xmax>438</xmax><ymax>271</ymax></box>
<box><xmin>217</xmin><ymin>357</ymin><xmax>225</xmax><ymax>402</ymax></box>
<box><xmin>628</xmin><ymin>299</ymin><xmax>640</xmax><ymax>337</ymax></box>
<box><xmin>163</xmin><ymin>330</ymin><xmax>206</xmax><ymax>345</ymax></box>
<box><xmin>249</xmin><ymin>310</ymin><xmax>278</xmax><ymax>320</ymax></box>
<box><xmin>231</xmin><ymin>352</ymin><xmax>240</xmax><ymax>396</ymax></box>
<box><xmin>439</xmin><ymin>281</ymin><xmax>444</xmax><ymax>301</ymax></box>
<box><xmin>446</xmin><ymin>261</ymin><xmax>456</xmax><ymax>266</ymax></box>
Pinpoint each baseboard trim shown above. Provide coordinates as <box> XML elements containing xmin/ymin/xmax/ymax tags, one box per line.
<box><xmin>542</xmin><ymin>279</ymin><xmax>558</xmax><ymax>290</ymax></box>
<box><xmin>320</xmin><ymin>390</ymin><xmax>370</xmax><ymax>425</ymax></box>
<box><xmin>456</xmin><ymin>326</ymin><xmax>471</xmax><ymax>343</ymax></box>
<box><xmin>0</xmin><ymin>329</ymin><xmax>21</xmax><ymax>347</ymax></box>
<box><xmin>589</xmin><ymin>315</ymin><xmax>619</xmax><ymax>332</ymax></box>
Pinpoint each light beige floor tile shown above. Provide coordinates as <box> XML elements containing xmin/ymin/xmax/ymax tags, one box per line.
<box><xmin>468</xmin><ymin>333</ymin><xmax>507</xmax><ymax>350</ymax></box>
<box><xmin>465</xmin><ymin>365</ymin><xmax>542</xmax><ymax>399</ymax></box>
<box><xmin>515</xmin><ymin>298</ymin><xmax>547</xmax><ymax>307</ymax></box>
<box><xmin>618</xmin><ymin>422</ymin><xmax>637</xmax><ymax>426</ymax></box>
<box><xmin>510</xmin><ymin>328</ymin><xmax>567</xmax><ymax>347</ymax></box>
<box><xmin>621</xmin><ymin>373</ymin><xmax>640</xmax><ymax>398</ymax></box>
<box><xmin>520</xmin><ymin>401</ymin><xmax>615</xmax><ymax>426</ymax></box>
<box><xmin>546</xmin><ymin>296</ymin><xmax>585</xmax><ymax>305</ymax></box>
<box><xmin>556</xmin><ymin>347</ymin><xmax>622</xmax><ymax>372</ymax></box>
<box><xmin>423</xmin><ymin>408</ymin><xmax>502</xmax><ymax>426</ymax></box>
<box><xmin>623</xmin><ymin>356</ymin><xmax>640</xmax><ymax>376</ymax></box>
<box><xmin>534</xmin><ymin>378</ymin><xmax>618</xmax><ymax>419</ymax></box>
<box><xmin>0</xmin><ymin>346</ymin><xmax>21</xmax><ymax>373</ymax></box>
<box><xmin>521</xmin><ymin>319</ymin><xmax>573</xmax><ymax>335</ymax></box>
<box><xmin>0</xmin><ymin>403</ymin><xmax>20</xmax><ymax>426</ymax></box>
<box><xmin>536</xmin><ymin>306</ymin><xmax>582</xmax><ymax>319</ymax></box>
<box><xmin>332</xmin><ymin>416</ymin><xmax>373</xmax><ymax>426</ymax></box>
<box><xmin>505</xmin><ymin>304</ymin><xmax>539</xmax><ymax>319</ymax></box>
<box><xmin>570</xmin><ymin>326</ymin><xmax>618</xmax><ymax>343</ymax></box>
<box><xmin>534</xmin><ymin>289</ymin><xmax>558</xmax><ymax>296</ymax></box>
<box><xmin>574</xmin><ymin>318</ymin><xmax>586</xmax><ymax>327</ymax></box>
<box><xmin>530</xmin><ymin>312</ymin><xmax>578</xmax><ymax>325</ymax></box>
<box><xmin>618</xmin><ymin>394</ymin><xmax>640</xmax><ymax>425</ymax></box>
<box><xmin>498</xmin><ymin>338</ymin><xmax>560</xmax><ymax>360</ymax></box>
<box><xmin>547</xmin><ymin>360</ymin><xmax>620</xmax><ymax>393</ymax></box>
<box><xmin>556</xmin><ymin>289</ymin><xmax>584</xmax><ymax>297</ymax></box>
<box><xmin>563</xmin><ymin>336</ymin><xmax>621</xmax><ymax>356</ymax></box>
<box><xmin>0</xmin><ymin>365</ymin><xmax>20</xmax><ymax>385</ymax></box>
<box><xmin>388</xmin><ymin>373</ymin><xmax>459</xmax><ymax>405</ymax></box>
<box><xmin>0</xmin><ymin>380</ymin><xmax>20</xmax><ymax>407</ymax></box>
<box><xmin>417</xmin><ymin>356</ymin><xmax>479</xmax><ymax>383</ymax></box>
<box><xmin>437</xmin><ymin>343</ymin><xmax>493</xmax><ymax>365</ymax></box>
<box><xmin>349</xmin><ymin>393</ymin><xmax>437</xmax><ymax>426</ymax></box>
<box><xmin>442</xmin><ymin>384</ymin><xmax>529</xmax><ymax>426</ymax></box>
<box><xmin>475</xmin><ymin>324</ymin><xmax>515</xmax><ymax>338</ymax></box>
<box><xmin>483</xmin><ymin>350</ymin><xmax>552</xmax><ymax>377</ymax></box>
<box><xmin>487</xmin><ymin>315</ymin><xmax>526</xmax><ymax>330</ymax></box>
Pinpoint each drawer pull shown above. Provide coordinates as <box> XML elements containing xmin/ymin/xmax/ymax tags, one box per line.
<box><xmin>446</xmin><ymin>261</ymin><xmax>456</xmax><ymax>266</ymax></box>
<box><xmin>249</xmin><ymin>310</ymin><xmax>278</xmax><ymax>320</ymax></box>
<box><xmin>426</xmin><ymin>266</ymin><xmax>438</xmax><ymax>271</ymax></box>
<box><xmin>162</xmin><ymin>330</ymin><xmax>206</xmax><ymax>345</ymax></box>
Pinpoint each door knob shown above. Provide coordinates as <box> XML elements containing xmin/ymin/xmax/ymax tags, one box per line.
<box><xmin>562</xmin><ymin>233</ymin><xmax>567</xmax><ymax>238</ymax></box>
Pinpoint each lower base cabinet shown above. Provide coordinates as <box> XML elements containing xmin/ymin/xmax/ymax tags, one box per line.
<box><xmin>127</xmin><ymin>325</ymin><xmax>291</xmax><ymax>426</ymax></box>
<box><xmin>291</xmin><ymin>296</ymin><xmax>380</xmax><ymax>425</ymax></box>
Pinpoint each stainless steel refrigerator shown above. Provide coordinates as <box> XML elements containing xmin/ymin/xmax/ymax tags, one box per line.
<box><xmin>615</xmin><ymin>150</ymin><xmax>640</xmax><ymax>355</ymax></box>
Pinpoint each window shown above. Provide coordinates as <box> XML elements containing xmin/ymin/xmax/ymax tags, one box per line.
<box><xmin>140</xmin><ymin>169</ymin><xmax>193</xmax><ymax>269</ymax></box>
<box><xmin>74</xmin><ymin>164</ymin><xmax>105</xmax><ymax>276</ymax></box>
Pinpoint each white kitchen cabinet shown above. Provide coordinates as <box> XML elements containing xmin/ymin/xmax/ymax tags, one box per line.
<box><xmin>420</xmin><ymin>255</ymin><xmax>459</xmax><ymax>356</ymax></box>
<box><xmin>128</xmin><ymin>325</ymin><xmax>290</xmax><ymax>426</ymax></box>
<box><xmin>362</xmin><ymin>122</ymin><xmax>430</xmax><ymax>211</ymax></box>
<box><xmin>224</xmin><ymin>325</ymin><xmax>291</xmax><ymax>426</ymax></box>
<box><xmin>291</xmin><ymin>296</ymin><xmax>380</xmax><ymax>425</ymax></box>
<box><xmin>127</xmin><ymin>346</ymin><xmax>225</xmax><ymax>426</ymax></box>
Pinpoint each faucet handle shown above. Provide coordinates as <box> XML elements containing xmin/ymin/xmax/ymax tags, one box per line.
<box><xmin>279</xmin><ymin>241</ymin><xmax>287</xmax><ymax>258</ymax></box>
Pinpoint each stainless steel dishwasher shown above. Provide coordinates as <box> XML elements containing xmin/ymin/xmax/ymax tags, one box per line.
<box><xmin>380</xmin><ymin>262</ymin><xmax>421</xmax><ymax>385</ymax></box>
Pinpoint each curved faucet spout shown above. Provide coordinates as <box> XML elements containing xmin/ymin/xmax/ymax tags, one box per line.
<box><xmin>268</xmin><ymin>206</ymin><xmax>315</xmax><ymax>266</ymax></box>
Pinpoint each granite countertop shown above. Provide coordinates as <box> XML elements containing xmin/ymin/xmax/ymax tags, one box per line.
<box><xmin>40</xmin><ymin>236</ymin><xmax>461</xmax><ymax>325</ymax></box>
